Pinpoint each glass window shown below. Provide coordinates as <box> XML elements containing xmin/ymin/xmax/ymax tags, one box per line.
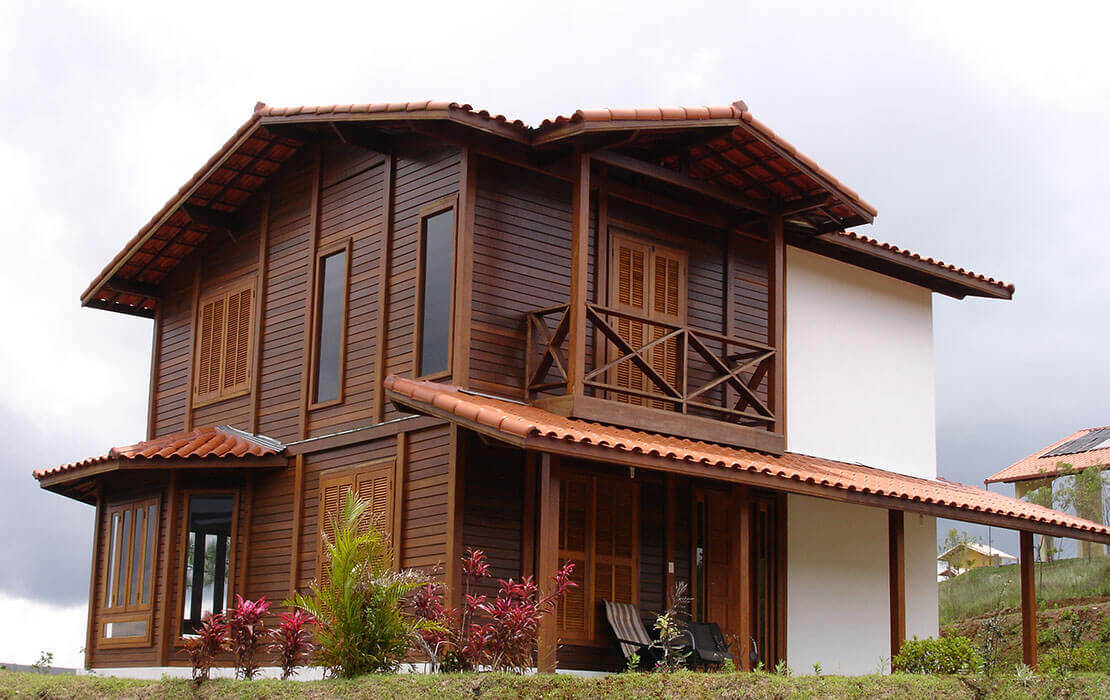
<box><xmin>104</xmin><ymin>620</ymin><xmax>147</xmax><ymax>639</ymax></box>
<box><xmin>182</xmin><ymin>495</ymin><xmax>234</xmax><ymax>635</ymax></box>
<box><xmin>313</xmin><ymin>249</ymin><xmax>347</xmax><ymax>404</ymax></box>
<box><xmin>103</xmin><ymin>498</ymin><xmax>158</xmax><ymax>612</ymax></box>
<box><xmin>417</xmin><ymin>209</ymin><xmax>455</xmax><ymax>376</ymax></box>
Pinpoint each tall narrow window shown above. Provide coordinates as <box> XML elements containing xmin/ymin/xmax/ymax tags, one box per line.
<box><xmin>313</xmin><ymin>246</ymin><xmax>349</xmax><ymax>404</ymax></box>
<box><xmin>100</xmin><ymin>496</ymin><xmax>159</xmax><ymax>646</ymax></box>
<box><xmin>194</xmin><ymin>280</ymin><xmax>255</xmax><ymax>405</ymax></box>
<box><xmin>416</xmin><ymin>208</ymin><xmax>455</xmax><ymax>377</ymax></box>
<box><xmin>182</xmin><ymin>494</ymin><xmax>235</xmax><ymax>635</ymax></box>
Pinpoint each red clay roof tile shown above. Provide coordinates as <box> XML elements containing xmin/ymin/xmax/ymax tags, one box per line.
<box><xmin>33</xmin><ymin>425</ymin><xmax>285</xmax><ymax>482</ymax></box>
<box><xmin>384</xmin><ymin>376</ymin><xmax>1108</xmax><ymax>540</ymax></box>
<box><xmin>986</xmin><ymin>426</ymin><xmax>1110</xmax><ymax>484</ymax></box>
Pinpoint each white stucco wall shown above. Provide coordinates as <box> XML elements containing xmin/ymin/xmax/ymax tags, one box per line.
<box><xmin>785</xmin><ymin>246</ymin><xmax>937</xmax><ymax>480</ymax></box>
<box><xmin>786</xmin><ymin>495</ymin><xmax>938</xmax><ymax>675</ymax></box>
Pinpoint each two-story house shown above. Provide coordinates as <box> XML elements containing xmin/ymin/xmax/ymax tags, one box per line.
<box><xmin>35</xmin><ymin>100</ymin><xmax>1110</xmax><ymax>675</ymax></box>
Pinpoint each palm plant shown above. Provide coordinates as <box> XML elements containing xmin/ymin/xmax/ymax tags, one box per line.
<box><xmin>290</xmin><ymin>491</ymin><xmax>432</xmax><ymax>677</ymax></box>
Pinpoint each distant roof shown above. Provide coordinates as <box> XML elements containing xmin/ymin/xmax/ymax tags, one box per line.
<box><xmin>986</xmin><ymin>426</ymin><xmax>1110</xmax><ymax>484</ymax></box>
<box><xmin>385</xmin><ymin>375</ymin><xmax>1109</xmax><ymax>543</ymax></box>
<box><xmin>81</xmin><ymin>99</ymin><xmax>1013</xmax><ymax>317</ymax></box>
<box><xmin>937</xmin><ymin>541</ymin><xmax>1017</xmax><ymax>562</ymax></box>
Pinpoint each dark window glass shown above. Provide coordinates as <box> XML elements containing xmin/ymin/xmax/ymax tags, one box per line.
<box><xmin>314</xmin><ymin>249</ymin><xmax>347</xmax><ymax>403</ymax></box>
<box><xmin>182</xmin><ymin>495</ymin><xmax>233</xmax><ymax>635</ymax></box>
<box><xmin>418</xmin><ymin>209</ymin><xmax>455</xmax><ymax>376</ymax></box>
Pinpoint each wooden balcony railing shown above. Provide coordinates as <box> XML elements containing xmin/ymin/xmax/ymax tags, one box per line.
<box><xmin>525</xmin><ymin>302</ymin><xmax>776</xmax><ymax>428</ymax></box>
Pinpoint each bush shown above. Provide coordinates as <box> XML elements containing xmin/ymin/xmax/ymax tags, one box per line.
<box><xmin>291</xmin><ymin>492</ymin><xmax>432</xmax><ymax>677</ymax></box>
<box><xmin>892</xmin><ymin>635</ymin><xmax>982</xmax><ymax>674</ymax></box>
<box><xmin>181</xmin><ymin>612</ymin><xmax>227</xmax><ymax>682</ymax></box>
<box><xmin>226</xmin><ymin>595</ymin><xmax>271</xmax><ymax>680</ymax></box>
<box><xmin>268</xmin><ymin>610</ymin><xmax>315</xmax><ymax>680</ymax></box>
<box><xmin>1042</xmin><ymin>643</ymin><xmax>1099</xmax><ymax>673</ymax></box>
<box><xmin>410</xmin><ymin>547</ymin><xmax>575</xmax><ymax>673</ymax></box>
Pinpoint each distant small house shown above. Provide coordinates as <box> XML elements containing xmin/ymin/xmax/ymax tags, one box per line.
<box><xmin>937</xmin><ymin>542</ymin><xmax>1017</xmax><ymax>579</ymax></box>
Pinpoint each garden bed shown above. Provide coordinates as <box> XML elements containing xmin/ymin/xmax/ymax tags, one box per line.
<box><xmin>2</xmin><ymin>670</ymin><xmax>1109</xmax><ymax>699</ymax></box>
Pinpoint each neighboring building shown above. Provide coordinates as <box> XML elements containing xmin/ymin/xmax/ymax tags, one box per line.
<box><xmin>987</xmin><ymin>426</ymin><xmax>1110</xmax><ymax>559</ymax></box>
<box><xmin>33</xmin><ymin>100</ymin><xmax>1110</xmax><ymax>676</ymax></box>
<box><xmin>937</xmin><ymin>542</ymin><xmax>1017</xmax><ymax>578</ymax></box>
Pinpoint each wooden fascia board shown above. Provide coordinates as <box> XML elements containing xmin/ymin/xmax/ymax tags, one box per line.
<box><xmin>284</xmin><ymin>414</ymin><xmax>445</xmax><ymax>455</ymax></box>
<box><xmin>84</xmin><ymin>299</ymin><xmax>157</xmax><ymax>319</ymax></box>
<box><xmin>592</xmin><ymin>149</ymin><xmax>772</xmax><ymax>215</ymax></box>
<box><xmin>385</xmin><ymin>390</ymin><xmax>1110</xmax><ymax>544</ymax></box>
<box><xmin>36</xmin><ymin>455</ymin><xmax>289</xmax><ymax>489</ymax></box>
<box><xmin>81</xmin><ymin>119</ymin><xmax>265</xmax><ymax>307</ymax></box>
<box><xmin>734</xmin><ymin>121</ymin><xmax>876</xmax><ymax>224</ymax></box>
<box><xmin>806</xmin><ymin>233</ymin><xmax>1013</xmax><ymax>300</ymax></box>
<box><xmin>258</xmin><ymin>111</ymin><xmax>532</xmax><ymax>145</ymax></box>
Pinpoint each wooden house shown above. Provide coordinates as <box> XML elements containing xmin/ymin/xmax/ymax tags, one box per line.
<box><xmin>35</xmin><ymin>100</ymin><xmax>1110</xmax><ymax>675</ymax></box>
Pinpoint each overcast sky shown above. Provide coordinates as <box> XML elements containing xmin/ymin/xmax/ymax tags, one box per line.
<box><xmin>2</xmin><ymin>0</ymin><xmax>1108</xmax><ymax>668</ymax></box>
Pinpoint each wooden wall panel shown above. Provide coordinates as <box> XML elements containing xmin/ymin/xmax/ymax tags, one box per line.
<box><xmin>151</xmin><ymin>267</ymin><xmax>193</xmax><ymax>437</ymax></box>
<box><xmin>401</xmin><ymin>425</ymin><xmax>451</xmax><ymax>571</ymax></box>
<box><xmin>461</xmin><ymin>436</ymin><xmax>524</xmax><ymax>600</ymax></box>
<box><xmin>382</xmin><ymin>144</ymin><xmax>461</xmax><ymax>420</ymax></box>
<box><xmin>471</xmin><ymin>157</ymin><xmax>573</xmax><ymax>397</ymax></box>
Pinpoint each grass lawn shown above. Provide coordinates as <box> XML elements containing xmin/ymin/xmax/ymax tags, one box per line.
<box><xmin>2</xmin><ymin>670</ymin><xmax>1109</xmax><ymax>699</ymax></box>
<box><xmin>939</xmin><ymin>557</ymin><xmax>1110</xmax><ymax>625</ymax></box>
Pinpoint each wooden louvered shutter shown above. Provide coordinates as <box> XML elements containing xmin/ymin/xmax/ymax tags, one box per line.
<box><xmin>558</xmin><ymin>475</ymin><xmax>591</xmax><ymax>640</ymax></box>
<box><xmin>355</xmin><ymin>463</ymin><xmax>394</xmax><ymax>538</ymax></box>
<box><xmin>611</xmin><ymin>238</ymin><xmax>650</xmax><ymax>405</ymax></box>
<box><xmin>317</xmin><ymin>473</ymin><xmax>354</xmax><ymax>584</ymax></box>
<box><xmin>195</xmin><ymin>296</ymin><xmax>225</xmax><ymax>403</ymax></box>
<box><xmin>648</xmin><ymin>250</ymin><xmax>683</xmax><ymax>410</ymax></box>
<box><xmin>222</xmin><ymin>286</ymin><xmax>253</xmax><ymax>394</ymax></box>
<box><xmin>593</xmin><ymin>479</ymin><xmax>638</xmax><ymax>638</ymax></box>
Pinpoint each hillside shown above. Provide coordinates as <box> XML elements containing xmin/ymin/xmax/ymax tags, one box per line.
<box><xmin>939</xmin><ymin>556</ymin><xmax>1110</xmax><ymax>625</ymax></box>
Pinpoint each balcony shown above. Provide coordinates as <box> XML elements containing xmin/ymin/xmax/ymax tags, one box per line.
<box><xmin>525</xmin><ymin>302</ymin><xmax>784</xmax><ymax>453</ymax></box>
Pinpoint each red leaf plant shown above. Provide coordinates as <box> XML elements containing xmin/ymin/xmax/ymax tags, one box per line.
<box><xmin>182</xmin><ymin>612</ymin><xmax>227</xmax><ymax>682</ymax></box>
<box><xmin>268</xmin><ymin>609</ymin><xmax>316</xmax><ymax>679</ymax></box>
<box><xmin>226</xmin><ymin>594</ymin><xmax>271</xmax><ymax>680</ymax></box>
<box><xmin>410</xmin><ymin>548</ymin><xmax>575</xmax><ymax>673</ymax></box>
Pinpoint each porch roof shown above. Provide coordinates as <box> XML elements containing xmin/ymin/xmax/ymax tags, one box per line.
<box><xmin>33</xmin><ymin>425</ymin><xmax>288</xmax><ymax>504</ymax></box>
<box><xmin>986</xmin><ymin>425</ymin><xmax>1110</xmax><ymax>484</ymax></box>
<box><xmin>384</xmin><ymin>375</ymin><xmax>1110</xmax><ymax>544</ymax></box>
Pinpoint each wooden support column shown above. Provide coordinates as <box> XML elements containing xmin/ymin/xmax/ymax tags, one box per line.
<box><xmin>888</xmin><ymin>510</ymin><xmax>906</xmax><ymax>658</ymax></box>
<box><xmin>767</xmin><ymin>214</ymin><xmax>786</xmax><ymax>439</ymax></box>
<box><xmin>183</xmin><ymin>261</ymin><xmax>201</xmax><ymax>431</ymax></box>
<box><xmin>566</xmin><ymin>150</ymin><xmax>591</xmax><ymax>397</ymax></box>
<box><xmin>249</xmin><ymin>193</ymin><xmax>270</xmax><ymax>434</ymax></box>
<box><xmin>445</xmin><ymin>425</ymin><xmax>466</xmax><ymax>608</ymax></box>
<box><xmin>664</xmin><ymin>473</ymin><xmax>675</xmax><ymax>606</ymax></box>
<box><xmin>522</xmin><ymin>451</ymin><xmax>538</xmax><ymax>579</ymax></box>
<box><xmin>287</xmin><ymin>454</ymin><xmax>305</xmax><ymax>600</ymax></box>
<box><xmin>393</xmin><ymin>432</ymin><xmax>406</xmax><ymax>571</ymax></box>
<box><xmin>145</xmin><ymin>306</ymin><xmax>162</xmax><ymax>440</ymax></box>
<box><xmin>297</xmin><ymin>145</ymin><xmax>323</xmax><ymax>440</ymax></box>
<box><xmin>84</xmin><ymin>484</ymin><xmax>103</xmax><ymax>669</ymax></box>
<box><xmin>157</xmin><ymin>470</ymin><xmax>180</xmax><ymax>665</ymax></box>
<box><xmin>372</xmin><ymin>153</ymin><xmax>395</xmax><ymax>423</ymax></box>
<box><xmin>1020</xmin><ymin>530</ymin><xmax>1038</xmax><ymax>669</ymax></box>
<box><xmin>451</xmin><ymin>148</ymin><xmax>476</xmax><ymax>385</ymax></box>
<box><xmin>536</xmin><ymin>452</ymin><xmax>561</xmax><ymax>673</ymax></box>
<box><xmin>733</xmin><ymin>484</ymin><xmax>753</xmax><ymax>670</ymax></box>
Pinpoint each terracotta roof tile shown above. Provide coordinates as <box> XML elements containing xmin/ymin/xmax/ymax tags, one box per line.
<box><xmin>33</xmin><ymin>425</ymin><xmax>285</xmax><ymax>482</ymax></box>
<box><xmin>384</xmin><ymin>376</ymin><xmax>1109</xmax><ymax>540</ymax></box>
<box><xmin>986</xmin><ymin>426</ymin><xmax>1110</xmax><ymax>484</ymax></box>
<box><xmin>829</xmin><ymin>231</ymin><xmax>1015</xmax><ymax>294</ymax></box>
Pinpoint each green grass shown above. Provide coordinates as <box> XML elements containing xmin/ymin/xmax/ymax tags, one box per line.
<box><xmin>1</xmin><ymin>670</ymin><xmax>1108</xmax><ymax>700</ymax></box>
<box><xmin>939</xmin><ymin>557</ymin><xmax>1110</xmax><ymax>625</ymax></box>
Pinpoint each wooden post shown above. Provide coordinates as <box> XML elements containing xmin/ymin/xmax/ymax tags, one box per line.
<box><xmin>888</xmin><ymin>510</ymin><xmax>906</xmax><ymax>658</ymax></box>
<box><xmin>372</xmin><ymin>153</ymin><xmax>395</xmax><ymax>424</ymax></box>
<box><xmin>664</xmin><ymin>473</ymin><xmax>675</xmax><ymax>606</ymax></box>
<box><xmin>566</xmin><ymin>150</ymin><xmax>591</xmax><ymax>397</ymax></box>
<box><xmin>536</xmin><ymin>452</ymin><xmax>561</xmax><ymax>673</ymax></box>
<box><xmin>522</xmin><ymin>451</ymin><xmax>538</xmax><ymax>579</ymax></box>
<box><xmin>249</xmin><ymin>193</ymin><xmax>270</xmax><ymax>434</ymax></box>
<box><xmin>767</xmin><ymin>214</ymin><xmax>786</xmax><ymax>439</ymax></box>
<box><xmin>445</xmin><ymin>425</ymin><xmax>466</xmax><ymax>608</ymax></box>
<box><xmin>1020</xmin><ymin>530</ymin><xmax>1037</xmax><ymax>669</ymax></box>
<box><xmin>734</xmin><ymin>484</ymin><xmax>752</xmax><ymax>670</ymax></box>
<box><xmin>287</xmin><ymin>454</ymin><xmax>305</xmax><ymax>600</ymax></box>
<box><xmin>84</xmin><ymin>484</ymin><xmax>103</xmax><ymax>669</ymax></box>
<box><xmin>157</xmin><ymin>470</ymin><xmax>180</xmax><ymax>665</ymax></box>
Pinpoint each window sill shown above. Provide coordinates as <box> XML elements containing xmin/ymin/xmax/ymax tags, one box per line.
<box><xmin>192</xmin><ymin>387</ymin><xmax>251</xmax><ymax>410</ymax></box>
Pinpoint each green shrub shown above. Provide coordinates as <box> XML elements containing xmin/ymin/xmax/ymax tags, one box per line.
<box><xmin>1042</xmin><ymin>643</ymin><xmax>1099</xmax><ymax>673</ymax></box>
<box><xmin>892</xmin><ymin>635</ymin><xmax>982</xmax><ymax>674</ymax></box>
<box><xmin>291</xmin><ymin>492</ymin><xmax>433</xmax><ymax>677</ymax></box>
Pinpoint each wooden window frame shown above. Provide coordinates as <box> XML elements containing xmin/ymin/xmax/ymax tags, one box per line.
<box><xmin>556</xmin><ymin>468</ymin><xmax>641</xmax><ymax>646</ymax></box>
<box><xmin>308</xmin><ymin>238</ymin><xmax>353</xmax><ymax>410</ymax></box>
<box><xmin>98</xmin><ymin>494</ymin><xmax>160</xmax><ymax>650</ymax></box>
<box><xmin>174</xmin><ymin>489</ymin><xmax>239</xmax><ymax>643</ymax></box>
<box><xmin>316</xmin><ymin>459</ymin><xmax>397</xmax><ymax>581</ymax></box>
<box><xmin>411</xmin><ymin>196</ymin><xmax>459</xmax><ymax>381</ymax></box>
<box><xmin>191</xmin><ymin>277</ymin><xmax>257</xmax><ymax>409</ymax></box>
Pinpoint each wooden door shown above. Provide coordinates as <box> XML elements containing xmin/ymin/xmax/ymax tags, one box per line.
<box><xmin>608</xmin><ymin>233</ymin><xmax>687</xmax><ymax>408</ymax></box>
<box><xmin>692</xmin><ymin>487</ymin><xmax>740</xmax><ymax>645</ymax></box>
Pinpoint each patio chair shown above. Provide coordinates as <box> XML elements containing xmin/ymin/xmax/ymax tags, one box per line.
<box><xmin>684</xmin><ymin>621</ymin><xmax>732</xmax><ymax>669</ymax></box>
<box><xmin>602</xmin><ymin>600</ymin><xmax>658</xmax><ymax>669</ymax></box>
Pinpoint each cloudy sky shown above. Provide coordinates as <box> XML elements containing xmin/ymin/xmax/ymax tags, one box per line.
<box><xmin>2</xmin><ymin>0</ymin><xmax>1108</xmax><ymax>668</ymax></box>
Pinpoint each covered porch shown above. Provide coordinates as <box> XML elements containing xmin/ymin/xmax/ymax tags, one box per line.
<box><xmin>386</xmin><ymin>375</ymin><xmax>1110</xmax><ymax>674</ymax></box>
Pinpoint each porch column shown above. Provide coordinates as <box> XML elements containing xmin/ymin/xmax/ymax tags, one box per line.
<box><xmin>536</xmin><ymin>453</ymin><xmax>561</xmax><ymax>672</ymax></box>
<box><xmin>767</xmin><ymin>214</ymin><xmax>786</xmax><ymax>437</ymax></box>
<box><xmin>1020</xmin><ymin>531</ymin><xmax>1037</xmax><ymax>669</ymax></box>
<box><xmin>888</xmin><ymin>510</ymin><xmax>906</xmax><ymax>658</ymax></box>
<box><xmin>566</xmin><ymin>150</ymin><xmax>590</xmax><ymax>397</ymax></box>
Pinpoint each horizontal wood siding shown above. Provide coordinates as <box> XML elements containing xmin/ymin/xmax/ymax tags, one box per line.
<box><xmin>243</xmin><ymin>468</ymin><xmax>295</xmax><ymax>607</ymax></box>
<box><xmin>152</xmin><ymin>267</ymin><xmax>193</xmax><ymax>437</ymax></box>
<box><xmin>383</xmin><ymin>144</ymin><xmax>461</xmax><ymax>420</ymax></box>
<box><xmin>401</xmin><ymin>425</ymin><xmax>451</xmax><ymax>571</ymax></box>
<box><xmin>470</xmin><ymin>157</ymin><xmax>573</xmax><ymax>398</ymax></box>
<box><xmin>461</xmin><ymin>436</ymin><xmax>524</xmax><ymax>600</ymax></box>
